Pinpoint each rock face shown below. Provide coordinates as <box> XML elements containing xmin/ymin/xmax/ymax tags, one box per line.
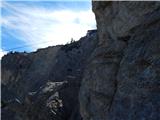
<box><xmin>2</xmin><ymin>1</ymin><xmax>160</xmax><ymax>120</ymax></box>
<box><xmin>1</xmin><ymin>31</ymin><xmax>98</xmax><ymax>120</ymax></box>
<box><xmin>79</xmin><ymin>1</ymin><xmax>160</xmax><ymax>120</ymax></box>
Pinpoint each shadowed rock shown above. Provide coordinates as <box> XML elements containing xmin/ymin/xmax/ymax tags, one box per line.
<box><xmin>79</xmin><ymin>1</ymin><xmax>160</xmax><ymax>120</ymax></box>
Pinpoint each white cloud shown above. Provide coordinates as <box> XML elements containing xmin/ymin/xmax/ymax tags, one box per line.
<box><xmin>2</xmin><ymin>2</ymin><xmax>96</xmax><ymax>51</ymax></box>
<box><xmin>0</xmin><ymin>49</ymin><xmax>7</xmax><ymax>59</ymax></box>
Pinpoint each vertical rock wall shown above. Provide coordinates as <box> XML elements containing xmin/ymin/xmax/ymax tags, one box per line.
<box><xmin>79</xmin><ymin>1</ymin><xmax>160</xmax><ymax>120</ymax></box>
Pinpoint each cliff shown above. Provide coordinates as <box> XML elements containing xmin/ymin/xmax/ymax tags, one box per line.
<box><xmin>1</xmin><ymin>32</ymin><xmax>98</xmax><ymax>120</ymax></box>
<box><xmin>79</xmin><ymin>1</ymin><xmax>160</xmax><ymax>120</ymax></box>
<box><xmin>2</xmin><ymin>1</ymin><xmax>160</xmax><ymax>120</ymax></box>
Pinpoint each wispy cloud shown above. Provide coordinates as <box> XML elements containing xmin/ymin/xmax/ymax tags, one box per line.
<box><xmin>1</xmin><ymin>1</ymin><xmax>96</xmax><ymax>51</ymax></box>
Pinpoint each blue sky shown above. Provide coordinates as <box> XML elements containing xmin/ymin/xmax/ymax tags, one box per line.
<box><xmin>0</xmin><ymin>0</ymin><xmax>96</xmax><ymax>57</ymax></box>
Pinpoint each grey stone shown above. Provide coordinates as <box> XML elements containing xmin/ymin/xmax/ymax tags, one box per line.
<box><xmin>79</xmin><ymin>1</ymin><xmax>160</xmax><ymax>120</ymax></box>
<box><xmin>1</xmin><ymin>31</ymin><xmax>98</xmax><ymax>120</ymax></box>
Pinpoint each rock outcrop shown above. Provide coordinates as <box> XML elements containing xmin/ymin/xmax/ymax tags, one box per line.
<box><xmin>1</xmin><ymin>31</ymin><xmax>98</xmax><ymax>120</ymax></box>
<box><xmin>2</xmin><ymin>1</ymin><xmax>160</xmax><ymax>120</ymax></box>
<box><xmin>79</xmin><ymin>1</ymin><xmax>160</xmax><ymax>120</ymax></box>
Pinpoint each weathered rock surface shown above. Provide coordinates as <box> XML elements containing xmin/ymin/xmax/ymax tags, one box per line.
<box><xmin>1</xmin><ymin>31</ymin><xmax>98</xmax><ymax>120</ymax></box>
<box><xmin>79</xmin><ymin>1</ymin><xmax>160</xmax><ymax>120</ymax></box>
<box><xmin>2</xmin><ymin>1</ymin><xmax>160</xmax><ymax>120</ymax></box>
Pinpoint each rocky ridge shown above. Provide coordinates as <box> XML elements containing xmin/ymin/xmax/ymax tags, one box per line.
<box><xmin>1</xmin><ymin>31</ymin><xmax>98</xmax><ymax>120</ymax></box>
<box><xmin>2</xmin><ymin>1</ymin><xmax>160</xmax><ymax>120</ymax></box>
